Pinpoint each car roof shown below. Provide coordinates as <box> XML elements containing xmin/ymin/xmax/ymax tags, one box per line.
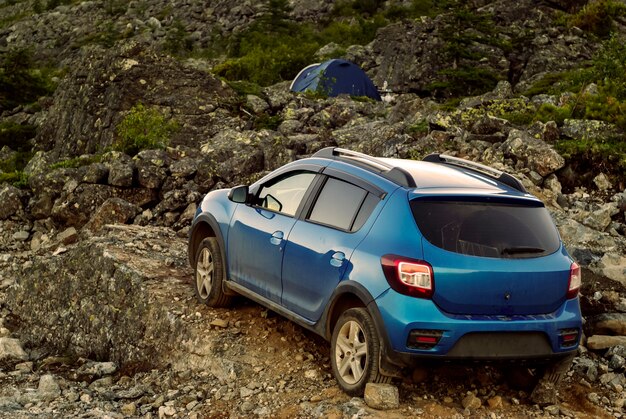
<box><xmin>311</xmin><ymin>147</ymin><xmax>530</xmax><ymax>197</ymax></box>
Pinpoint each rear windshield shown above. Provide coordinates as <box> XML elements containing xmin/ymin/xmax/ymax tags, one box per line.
<box><xmin>410</xmin><ymin>198</ymin><xmax>561</xmax><ymax>258</ymax></box>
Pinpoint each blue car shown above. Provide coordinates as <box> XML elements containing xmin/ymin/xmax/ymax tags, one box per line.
<box><xmin>188</xmin><ymin>147</ymin><xmax>582</xmax><ymax>395</ymax></box>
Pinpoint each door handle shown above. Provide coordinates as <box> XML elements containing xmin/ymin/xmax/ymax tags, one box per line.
<box><xmin>270</xmin><ymin>231</ymin><xmax>284</xmax><ymax>246</ymax></box>
<box><xmin>330</xmin><ymin>251</ymin><xmax>345</xmax><ymax>268</ymax></box>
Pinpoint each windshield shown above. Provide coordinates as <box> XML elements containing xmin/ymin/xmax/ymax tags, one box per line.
<box><xmin>410</xmin><ymin>197</ymin><xmax>561</xmax><ymax>258</ymax></box>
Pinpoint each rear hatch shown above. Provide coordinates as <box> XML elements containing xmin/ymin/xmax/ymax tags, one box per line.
<box><xmin>411</xmin><ymin>196</ymin><xmax>571</xmax><ymax>315</ymax></box>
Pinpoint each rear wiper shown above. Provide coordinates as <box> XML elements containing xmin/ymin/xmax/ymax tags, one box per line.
<box><xmin>501</xmin><ymin>246</ymin><xmax>545</xmax><ymax>256</ymax></box>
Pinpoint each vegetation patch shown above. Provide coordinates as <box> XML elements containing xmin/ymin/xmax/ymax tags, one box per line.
<box><xmin>0</xmin><ymin>170</ymin><xmax>28</xmax><ymax>188</ymax></box>
<box><xmin>556</xmin><ymin>136</ymin><xmax>626</xmax><ymax>171</ymax></box>
<box><xmin>115</xmin><ymin>103</ymin><xmax>178</xmax><ymax>156</ymax></box>
<box><xmin>0</xmin><ymin>122</ymin><xmax>36</xmax><ymax>151</ymax></box>
<box><xmin>0</xmin><ymin>49</ymin><xmax>58</xmax><ymax>111</ymax></box>
<box><xmin>566</xmin><ymin>0</ymin><xmax>626</xmax><ymax>38</ymax></box>
<box><xmin>253</xmin><ymin>113</ymin><xmax>282</xmax><ymax>131</ymax></box>
<box><xmin>212</xmin><ymin>0</ymin><xmax>390</xmax><ymax>87</ymax></box>
<box><xmin>407</xmin><ymin>120</ymin><xmax>430</xmax><ymax>135</ymax></box>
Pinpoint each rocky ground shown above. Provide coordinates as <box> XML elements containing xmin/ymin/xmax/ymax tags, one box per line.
<box><xmin>1</xmin><ymin>0</ymin><xmax>626</xmax><ymax>417</ymax></box>
<box><xmin>0</xmin><ymin>223</ymin><xmax>622</xmax><ymax>418</ymax></box>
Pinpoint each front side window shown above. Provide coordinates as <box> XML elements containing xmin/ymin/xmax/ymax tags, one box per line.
<box><xmin>257</xmin><ymin>172</ymin><xmax>316</xmax><ymax>216</ymax></box>
<box><xmin>308</xmin><ymin>177</ymin><xmax>373</xmax><ymax>231</ymax></box>
<box><xmin>411</xmin><ymin>198</ymin><xmax>561</xmax><ymax>258</ymax></box>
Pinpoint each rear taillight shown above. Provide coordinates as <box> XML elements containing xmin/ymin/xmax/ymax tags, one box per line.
<box><xmin>381</xmin><ymin>255</ymin><xmax>434</xmax><ymax>299</ymax></box>
<box><xmin>407</xmin><ymin>330</ymin><xmax>443</xmax><ymax>349</ymax></box>
<box><xmin>559</xmin><ymin>328</ymin><xmax>579</xmax><ymax>347</ymax></box>
<box><xmin>567</xmin><ymin>262</ymin><xmax>581</xmax><ymax>299</ymax></box>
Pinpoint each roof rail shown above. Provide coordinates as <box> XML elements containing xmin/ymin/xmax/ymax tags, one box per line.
<box><xmin>423</xmin><ymin>153</ymin><xmax>527</xmax><ymax>193</ymax></box>
<box><xmin>313</xmin><ymin>147</ymin><xmax>416</xmax><ymax>188</ymax></box>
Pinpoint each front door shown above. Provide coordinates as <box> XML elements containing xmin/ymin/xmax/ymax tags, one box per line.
<box><xmin>227</xmin><ymin>171</ymin><xmax>317</xmax><ymax>302</ymax></box>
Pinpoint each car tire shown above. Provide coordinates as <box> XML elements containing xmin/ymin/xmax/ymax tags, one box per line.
<box><xmin>330</xmin><ymin>307</ymin><xmax>392</xmax><ymax>396</ymax></box>
<box><xmin>194</xmin><ymin>237</ymin><xmax>232</xmax><ymax>307</ymax></box>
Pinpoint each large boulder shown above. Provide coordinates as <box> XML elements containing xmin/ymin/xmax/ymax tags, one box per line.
<box><xmin>34</xmin><ymin>43</ymin><xmax>235</xmax><ymax>157</ymax></box>
<box><xmin>501</xmin><ymin>129</ymin><xmax>564</xmax><ymax>177</ymax></box>
<box><xmin>7</xmin><ymin>226</ymin><xmax>191</xmax><ymax>368</ymax></box>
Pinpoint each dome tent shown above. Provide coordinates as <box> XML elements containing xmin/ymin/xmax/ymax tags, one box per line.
<box><xmin>289</xmin><ymin>59</ymin><xmax>381</xmax><ymax>101</ymax></box>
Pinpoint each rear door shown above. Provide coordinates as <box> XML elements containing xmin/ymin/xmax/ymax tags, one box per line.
<box><xmin>411</xmin><ymin>197</ymin><xmax>572</xmax><ymax>315</ymax></box>
<box><xmin>281</xmin><ymin>176</ymin><xmax>381</xmax><ymax>321</ymax></box>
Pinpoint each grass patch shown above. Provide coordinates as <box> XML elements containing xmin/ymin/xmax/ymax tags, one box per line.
<box><xmin>227</xmin><ymin>80</ymin><xmax>264</xmax><ymax>97</ymax></box>
<box><xmin>115</xmin><ymin>103</ymin><xmax>178</xmax><ymax>156</ymax></box>
<box><xmin>0</xmin><ymin>171</ymin><xmax>28</xmax><ymax>188</ymax></box>
<box><xmin>253</xmin><ymin>113</ymin><xmax>282</xmax><ymax>131</ymax></box>
<box><xmin>407</xmin><ymin>120</ymin><xmax>429</xmax><ymax>134</ymax></box>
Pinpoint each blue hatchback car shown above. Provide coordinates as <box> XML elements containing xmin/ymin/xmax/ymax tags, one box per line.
<box><xmin>188</xmin><ymin>147</ymin><xmax>582</xmax><ymax>395</ymax></box>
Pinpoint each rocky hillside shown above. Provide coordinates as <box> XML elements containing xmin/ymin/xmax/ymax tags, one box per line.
<box><xmin>1</xmin><ymin>0</ymin><xmax>626</xmax><ymax>417</ymax></box>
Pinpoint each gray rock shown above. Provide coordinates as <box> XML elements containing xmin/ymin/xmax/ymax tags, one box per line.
<box><xmin>588</xmin><ymin>335</ymin><xmax>626</xmax><ymax>350</ymax></box>
<box><xmin>610</xmin><ymin>355</ymin><xmax>625</xmax><ymax>371</ymax></box>
<box><xmin>590</xmin><ymin>313</ymin><xmax>626</xmax><ymax>336</ymax></box>
<box><xmin>461</xmin><ymin>393</ymin><xmax>481</xmax><ymax>409</ymax></box>
<box><xmin>108</xmin><ymin>163</ymin><xmax>134</xmax><ymax>187</ymax></box>
<box><xmin>594</xmin><ymin>173</ymin><xmax>612</xmax><ymax>191</ymax></box>
<box><xmin>0</xmin><ymin>338</ymin><xmax>28</xmax><ymax>364</ymax></box>
<box><xmin>80</xmin><ymin>163</ymin><xmax>109</xmax><ymax>184</ymax></box>
<box><xmin>562</xmin><ymin>119</ymin><xmax>621</xmax><ymax>141</ymax></box>
<box><xmin>56</xmin><ymin>227</ymin><xmax>78</xmax><ymax>245</ymax></box>
<box><xmin>12</xmin><ymin>230</ymin><xmax>29</xmax><ymax>241</ymax></box>
<box><xmin>530</xmin><ymin>380</ymin><xmax>557</xmax><ymax>406</ymax></box>
<box><xmin>363</xmin><ymin>383</ymin><xmax>399</xmax><ymax>410</ymax></box>
<box><xmin>574</xmin><ymin>357</ymin><xmax>599</xmax><ymax>382</ymax></box>
<box><xmin>544</xmin><ymin>174</ymin><xmax>562</xmax><ymax>195</ymax></box>
<box><xmin>77</xmin><ymin>361</ymin><xmax>118</xmax><ymax>378</ymax></box>
<box><xmin>0</xmin><ymin>185</ymin><xmax>24</xmax><ymax>220</ymax></box>
<box><xmin>84</xmin><ymin>197</ymin><xmax>141</xmax><ymax>233</ymax></box>
<box><xmin>136</xmin><ymin>160</ymin><xmax>167</xmax><ymax>189</ymax></box>
<box><xmin>246</xmin><ymin>95</ymin><xmax>269</xmax><ymax>114</ymax></box>
<box><xmin>38</xmin><ymin>374</ymin><xmax>61</xmax><ymax>401</ymax></box>
<box><xmin>597</xmin><ymin>253</ymin><xmax>626</xmax><ymax>285</ymax></box>
<box><xmin>501</xmin><ymin>129</ymin><xmax>564</xmax><ymax>177</ymax></box>
<box><xmin>169</xmin><ymin>158</ymin><xmax>198</xmax><ymax>178</ymax></box>
<box><xmin>582</xmin><ymin>203</ymin><xmax>619</xmax><ymax>231</ymax></box>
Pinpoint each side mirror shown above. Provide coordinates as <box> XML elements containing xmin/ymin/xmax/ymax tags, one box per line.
<box><xmin>228</xmin><ymin>185</ymin><xmax>249</xmax><ymax>203</ymax></box>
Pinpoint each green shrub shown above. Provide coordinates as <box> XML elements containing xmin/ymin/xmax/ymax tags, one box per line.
<box><xmin>534</xmin><ymin>103</ymin><xmax>573</xmax><ymax>125</ymax></box>
<box><xmin>556</xmin><ymin>136</ymin><xmax>626</xmax><ymax>169</ymax></box>
<box><xmin>0</xmin><ymin>49</ymin><xmax>55</xmax><ymax>111</ymax></box>
<box><xmin>500</xmin><ymin>110</ymin><xmax>535</xmax><ymax>126</ymax></box>
<box><xmin>227</xmin><ymin>80</ymin><xmax>263</xmax><ymax>97</ymax></box>
<box><xmin>407</xmin><ymin>120</ymin><xmax>429</xmax><ymax>134</ymax></box>
<box><xmin>0</xmin><ymin>150</ymin><xmax>33</xmax><ymax>173</ymax></box>
<box><xmin>164</xmin><ymin>20</ymin><xmax>193</xmax><ymax>54</ymax></box>
<box><xmin>568</xmin><ymin>0</ymin><xmax>626</xmax><ymax>37</ymax></box>
<box><xmin>429</xmin><ymin>66</ymin><xmax>500</xmax><ymax>97</ymax></box>
<box><xmin>253</xmin><ymin>113</ymin><xmax>282</xmax><ymax>131</ymax></box>
<box><xmin>0</xmin><ymin>122</ymin><xmax>36</xmax><ymax>150</ymax></box>
<box><xmin>115</xmin><ymin>103</ymin><xmax>178</xmax><ymax>156</ymax></box>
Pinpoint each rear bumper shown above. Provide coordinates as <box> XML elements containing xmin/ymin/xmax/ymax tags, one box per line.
<box><xmin>371</xmin><ymin>288</ymin><xmax>581</xmax><ymax>368</ymax></box>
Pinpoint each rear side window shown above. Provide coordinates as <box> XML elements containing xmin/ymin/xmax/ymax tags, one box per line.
<box><xmin>308</xmin><ymin>178</ymin><xmax>376</xmax><ymax>231</ymax></box>
<box><xmin>411</xmin><ymin>198</ymin><xmax>561</xmax><ymax>258</ymax></box>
